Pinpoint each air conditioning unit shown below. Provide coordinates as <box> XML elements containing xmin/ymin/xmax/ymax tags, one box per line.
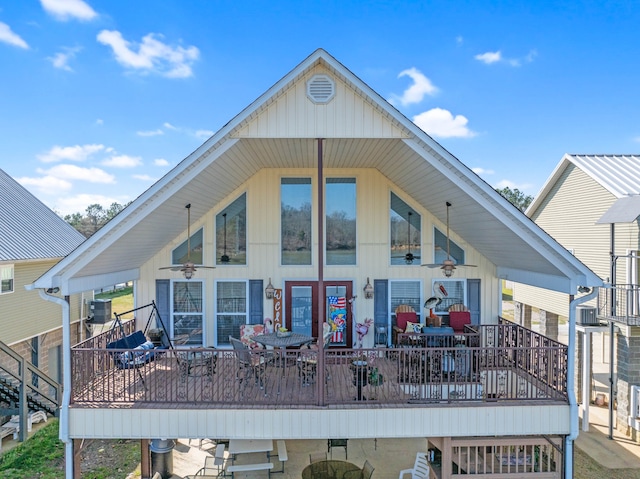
<box><xmin>576</xmin><ymin>305</ymin><xmax>598</xmax><ymax>325</ymax></box>
<box><xmin>89</xmin><ymin>299</ymin><xmax>112</xmax><ymax>324</ymax></box>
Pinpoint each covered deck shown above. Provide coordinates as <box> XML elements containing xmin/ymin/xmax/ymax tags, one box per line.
<box><xmin>71</xmin><ymin>320</ymin><xmax>567</xmax><ymax>408</ymax></box>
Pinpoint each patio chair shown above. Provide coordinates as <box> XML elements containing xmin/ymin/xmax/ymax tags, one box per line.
<box><xmin>398</xmin><ymin>452</ymin><xmax>430</xmax><ymax>479</ymax></box>
<box><xmin>344</xmin><ymin>460</ymin><xmax>375</xmax><ymax>479</ymax></box>
<box><xmin>202</xmin><ymin>443</ymin><xmax>226</xmax><ymax>476</ymax></box>
<box><xmin>229</xmin><ymin>336</ymin><xmax>268</xmax><ymax>391</ymax></box>
<box><xmin>393</xmin><ymin>305</ymin><xmax>418</xmax><ymax>345</ymax></box>
<box><xmin>328</xmin><ymin>438</ymin><xmax>348</xmax><ymax>459</ymax></box>
<box><xmin>297</xmin><ymin>326</ymin><xmax>333</xmax><ymax>385</ymax></box>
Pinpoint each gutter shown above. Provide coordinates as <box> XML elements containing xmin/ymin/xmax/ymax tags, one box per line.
<box><xmin>565</xmin><ymin>287</ymin><xmax>598</xmax><ymax>479</ymax></box>
<box><xmin>35</xmin><ymin>288</ymin><xmax>73</xmax><ymax>479</ymax></box>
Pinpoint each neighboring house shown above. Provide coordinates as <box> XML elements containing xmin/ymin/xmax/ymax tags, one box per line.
<box><xmin>30</xmin><ymin>50</ymin><xmax>602</xmax><ymax>479</ymax></box>
<box><xmin>513</xmin><ymin>153</ymin><xmax>640</xmax><ymax>441</ymax></box>
<box><xmin>0</xmin><ymin>168</ymin><xmax>86</xmax><ymax>441</ymax></box>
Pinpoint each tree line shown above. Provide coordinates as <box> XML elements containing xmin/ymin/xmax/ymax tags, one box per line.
<box><xmin>62</xmin><ymin>202</ymin><xmax>131</xmax><ymax>238</ymax></box>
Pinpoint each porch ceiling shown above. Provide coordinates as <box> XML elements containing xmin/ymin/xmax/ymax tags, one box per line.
<box><xmin>70</xmin><ymin>137</ymin><xmax>571</xmax><ymax>286</ymax></box>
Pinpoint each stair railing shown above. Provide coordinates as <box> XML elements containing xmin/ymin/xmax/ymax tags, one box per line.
<box><xmin>0</xmin><ymin>340</ymin><xmax>61</xmax><ymax>442</ymax></box>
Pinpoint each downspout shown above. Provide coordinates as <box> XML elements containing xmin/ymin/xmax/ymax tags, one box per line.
<box><xmin>565</xmin><ymin>287</ymin><xmax>598</xmax><ymax>479</ymax></box>
<box><xmin>37</xmin><ymin>289</ymin><xmax>73</xmax><ymax>479</ymax></box>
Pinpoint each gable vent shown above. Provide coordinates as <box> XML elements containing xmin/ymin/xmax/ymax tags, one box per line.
<box><xmin>307</xmin><ymin>74</ymin><xmax>335</xmax><ymax>104</ymax></box>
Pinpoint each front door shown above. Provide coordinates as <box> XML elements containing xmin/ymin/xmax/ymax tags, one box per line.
<box><xmin>285</xmin><ymin>281</ymin><xmax>353</xmax><ymax>347</ymax></box>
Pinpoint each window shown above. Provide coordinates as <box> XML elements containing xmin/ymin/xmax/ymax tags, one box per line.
<box><xmin>434</xmin><ymin>227</ymin><xmax>465</xmax><ymax>265</ymax></box>
<box><xmin>216</xmin><ymin>193</ymin><xmax>247</xmax><ymax>265</ymax></box>
<box><xmin>171</xmin><ymin>280</ymin><xmax>204</xmax><ymax>346</ymax></box>
<box><xmin>172</xmin><ymin>228</ymin><xmax>203</xmax><ymax>265</ymax></box>
<box><xmin>326</xmin><ymin>178</ymin><xmax>356</xmax><ymax>265</ymax></box>
<box><xmin>216</xmin><ymin>281</ymin><xmax>248</xmax><ymax>346</ymax></box>
<box><xmin>390</xmin><ymin>193</ymin><xmax>421</xmax><ymax>265</ymax></box>
<box><xmin>390</xmin><ymin>280</ymin><xmax>422</xmax><ymax>322</ymax></box>
<box><xmin>1</xmin><ymin>265</ymin><xmax>14</xmax><ymax>294</ymax></box>
<box><xmin>281</xmin><ymin>178</ymin><xmax>312</xmax><ymax>265</ymax></box>
<box><xmin>432</xmin><ymin>279</ymin><xmax>466</xmax><ymax>315</ymax></box>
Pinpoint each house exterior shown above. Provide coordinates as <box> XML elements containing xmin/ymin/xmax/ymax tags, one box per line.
<box><xmin>29</xmin><ymin>50</ymin><xmax>602</xmax><ymax>479</ymax></box>
<box><xmin>512</xmin><ymin>153</ymin><xmax>640</xmax><ymax>441</ymax></box>
<box><xmin>0</xmin><ymin>168</ymin><xmax>86</xmax><ymax>381</ymax></box>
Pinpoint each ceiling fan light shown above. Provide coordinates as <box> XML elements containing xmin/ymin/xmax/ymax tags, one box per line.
<box><xmin>183</xmin><ymin>268</ymin><xmax>194</xmax><ymax>280</ymax></box>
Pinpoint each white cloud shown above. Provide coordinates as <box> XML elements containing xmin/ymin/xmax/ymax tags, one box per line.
<box><xmin>95</xmin><ymin>118</ymin><xmax>103</xmax><ymax>125</ymax></box>
<box><xmin>163</xmin><ymin>122</ymin><xmax>177</xmax><ymax>130</ymax></box>
<box><xmin>154</xmin><ymin>158</ymin><xmax>169</xmax><ymax>167</ymax></box>
<box><xmin>413</xmin><ymin>108</ymin><xmax>476</xmax><ymax>138</ymax></box>
<box><xmin>133</xmin><ymin>174</ymin><xmax>156</xmax><ymax>181</ymax></box>
<box><xmin>393</xmin><ymin>67</ymin><xmax>438</xmax><ymax>106</ymax></box>
<box><xmin>456</xmin><ymin>36</ymin><xmax>463</xmax><ymax>45</ymax></box>
<box><xmin>48</xmin><ymin>46</ymin><xmax>81</xmax><ymax>71</ymax></box>
<box><xmin>38</xmin><ymin>144</ymin><xmax>104</xmax><ymax>163</ymax></box>
<box><xmin>495</xmin><ymin>179</ymin><xmax>534</xmax><ymax>191</ymax></box>
<box><xmin>17</xmin><ymin>175</ymin><xmax>72</xmax><ymax>195</ymax></box>
<box><xmin>54</xmin><ymin>193</ymin><xmax>128</xmax><ymax>216</ymax></box>
<box><xmin>472</xmin><ymin>167</ymin><xmax>495</xmax><ymax>175</ymax></box>
<box><xmin>475</xmin><ymin>51</ymin><xmax>502</xmax><ymax>64</ymax></box>
<box><xmin>0</xmin><ymin>22</ymin><xmax>29</xmax><ymax>49</ymax></box>
<box><xmin>102</xmin><ymin>155</ymin><xmax>142</xmax><ymax>168</ymax></box>
<box><xmin>38</xmin><ymin>164</ymin><xmax>115</xmax><ymax>183</ymax></box>
<box><xmin>137</xmin><ymin>129</ymin><xmax>164</xmax><ymax>137</ymax></box>
<box><xmin>40</xmin><ymin>0</ymin><xmax>97</xmax><ymax>21</ymax></box>
<box><xmin>96</xmin><ymin>30</ymin><xmax>199</xmax><ymax>78</ymax></box>
<box><xmin>195</xmin><ymin>129</ymin><xmax>213</xmax><ymax>139</ymax></box>
<box><xmin>475</xmin><ymin>49</ymin><xmax>537</xmax><ymax>67</ymax></box>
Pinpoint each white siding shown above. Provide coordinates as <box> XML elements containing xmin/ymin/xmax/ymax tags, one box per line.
<box><xmin>234</xmin><ymin>65</ymin><xmax>408</xmax><ymax>139</ymax></box>
<box><xmin>138</xmin><ymin>168</ymin><xmax>500</xmax><ymax>345</ymax></box>
<box><xmin>68</xmin><ymin>404</ymin><xmax>570</xmax><ymax>440</ymax></box>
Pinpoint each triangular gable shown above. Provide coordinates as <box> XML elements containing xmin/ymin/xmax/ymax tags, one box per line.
<box><xmin>234</xmin><ymin>63</ymin><xmax>408</xmax><ymax>139</ymax></box>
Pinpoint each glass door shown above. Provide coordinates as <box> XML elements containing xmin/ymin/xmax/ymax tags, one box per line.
<box><xmin>285</xmin><ymin>281</ymin><xmax>353</xmax><ymax>346</ymax></box>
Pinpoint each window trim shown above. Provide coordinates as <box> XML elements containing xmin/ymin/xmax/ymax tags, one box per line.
<box><xmin>215</xmin><ymin>279</ymin><xmax>250</xmax><ymax>347</ymax></box>
<box><xmin>325</xmin><ymin>177</ymin><xmax>357</xmax><ymax>266</ymax></box>
<box><xmin>389</xmin><ymin>279</ymin><xmax>424</xmax><ymax>323</ymax></box>
<box><xmin>0</xmin><ymin>264</ymin><xmax>14</xmax><ymax>294</ymax></box>
<box><xmin>170</xmin><ymin>279</ymin><xmax>205</xmax><ymax>346</ymax></box>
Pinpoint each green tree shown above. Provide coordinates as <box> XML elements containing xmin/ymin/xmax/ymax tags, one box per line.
<box><xmin>496</xmin><ymin>187</ymin><xmax>533</xmax><ymax>212</ymax></box>
<box><xmin>62</xmin><ymin>201</ymin><xmax>130</xmax><ymax>237</ymax></box>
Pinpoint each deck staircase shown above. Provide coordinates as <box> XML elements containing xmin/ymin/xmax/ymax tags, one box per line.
<box><xmin>0</xmin><ymin>340</ymin><xmax>60</xmax><ymax>445</ymax></box>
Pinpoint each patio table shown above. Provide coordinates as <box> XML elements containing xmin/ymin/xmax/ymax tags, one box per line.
<box><xmin>252</xmin><ymin>332</ymin><xmax>314</xmax><ymax>348</ymax></box>
<box><xmin>301</xmin><ymin>459</ymin><xmax>360</xmax><ymax>479</ymax></box>
<box><xmin>228</xmin><ymin>439</ymin><xmax>273</xmax><ymax>458</ymax></box>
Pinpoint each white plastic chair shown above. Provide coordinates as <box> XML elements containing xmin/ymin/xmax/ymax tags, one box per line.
<box><xmin>398</xmin><ymin>452</ymin><xmax>430</xmax><ymax>479</ymax></box>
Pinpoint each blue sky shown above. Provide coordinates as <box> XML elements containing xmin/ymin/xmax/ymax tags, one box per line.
<box><xmin>1</xmin><ymin>0</ymin><xmax>638</xmax><ymax>215</ymax></box>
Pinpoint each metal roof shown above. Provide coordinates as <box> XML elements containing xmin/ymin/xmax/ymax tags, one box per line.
<box><xmin>569</xmin><ymin>154</ymin><xmax>640</xmax><ymax>198</ymax></box>
<box><xmin>28</xmin><ymin>49</ymin><xmax>602</xmax><ymax>295</ymax></box>
<box><xmin>0</xmin><ymin>169</ymin><xmax>85</xmax><ymax>261</ymax></box>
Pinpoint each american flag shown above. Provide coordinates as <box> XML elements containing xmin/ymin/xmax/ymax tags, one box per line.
<box><xmin>328</xmin><ymin>296</ymin><xmax>347</xmax><ymax>343</ymax></box>
<box><xmin>328</xmin><ymin>296</ymin><xmax>346</xmax><ymax>308</ymax></box>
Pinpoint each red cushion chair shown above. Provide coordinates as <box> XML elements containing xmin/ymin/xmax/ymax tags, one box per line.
<box><xmin>449</xmin><ymin>311</ymin><xmax>471</xmax><ymax>333</ymax></box>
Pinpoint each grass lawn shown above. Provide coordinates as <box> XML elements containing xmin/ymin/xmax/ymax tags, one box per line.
<box><xmin>96</xmin><ymin>286</ymin><xmax>135</xmax><ymax>319</ymax></box>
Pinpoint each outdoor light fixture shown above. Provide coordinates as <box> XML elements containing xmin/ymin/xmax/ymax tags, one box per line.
<box><xmin>578</xmin><ymin>285</ymin><xmax>591</xmax><ymax>294</ymax></box>
<box><xmin>441</xmin><ymin>260</ymin><xmax>455</xmax><ymax>278</ymax></box>
<box><xmin>183</xmin><ymin>268</ymin><xmax>193</xmax><ymax>280</ymax></box>
<box><xmin>265</xmin><ymin>278</ymin><xmax>275</xmax><ymax>299</ymax></box>
<box><xmin>46</xmin><ymin>287</ymin><xmax>60</xmax><ymax>294</ymax></box>
<box><xmin>363</xmin><ymin>277</ymin><xmax>374</xmax><ymax>299</ymax></box>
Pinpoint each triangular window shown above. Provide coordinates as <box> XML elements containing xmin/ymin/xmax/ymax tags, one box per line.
<box><xmin>171</xmin><ymin>228</ymin><xmax>203</xmax><ymax>265</ymax></box>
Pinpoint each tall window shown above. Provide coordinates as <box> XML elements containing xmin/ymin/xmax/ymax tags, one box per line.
<box><xmin>172</xmin><ymin>228</ymin><xmax>203</xmax><ymax>265</ymax></box>
<box><xmin>326</xmin><ymin>178</ymin><xmax>356</xmax><ymax>265</ymax></box>
<box><xmin>390</xmin><ymin>193</ymin><xmax>421</xmax><ymax>265</ymax></box>
<box><xmin>216</xmin><ymin>281</ymin><xmax>248</xmax><ymax>346</ymax></box>
<box><xmin>281</xmin><ymin>178</ymin><xmax>312</xmax><ymax>265</ymax></box>
<box><xmin>216</xmin><ymin>193</ymin><xmax>246</xmax><ymax>265</ymax></box>
<box><xmin>390</xmin><ymin>280</ymin><xmax>422</xmax><ymax>322</ymax></box>
<box><xmin>434</xmin><ymin>227</ymin><xmax>465</xmax><ymax>265</ymax></box>
<box><xmin>1</xmin><ymin>265</ymin><xmax>13</xmax><ymax>294</ymax></box>
<box><xmin>171</xmin><ymin>280</ymin><xmax>203</xmax><ymax>346</ymax></box>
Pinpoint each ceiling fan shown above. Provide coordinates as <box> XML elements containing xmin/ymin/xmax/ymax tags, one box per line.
<box><xmin>159</xmin><ymin>203</ymin><xmax>215</xmax><ymax>279</ymax></box>
<box><xmin>404</xmin><ymin>211</ymin><xmax>420</xmax><ymax>264</ymax></box>
<box><xmin>422</xmin><ymin>201</ymin><xmax>476</xmax><ymax>277</ymax></box>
